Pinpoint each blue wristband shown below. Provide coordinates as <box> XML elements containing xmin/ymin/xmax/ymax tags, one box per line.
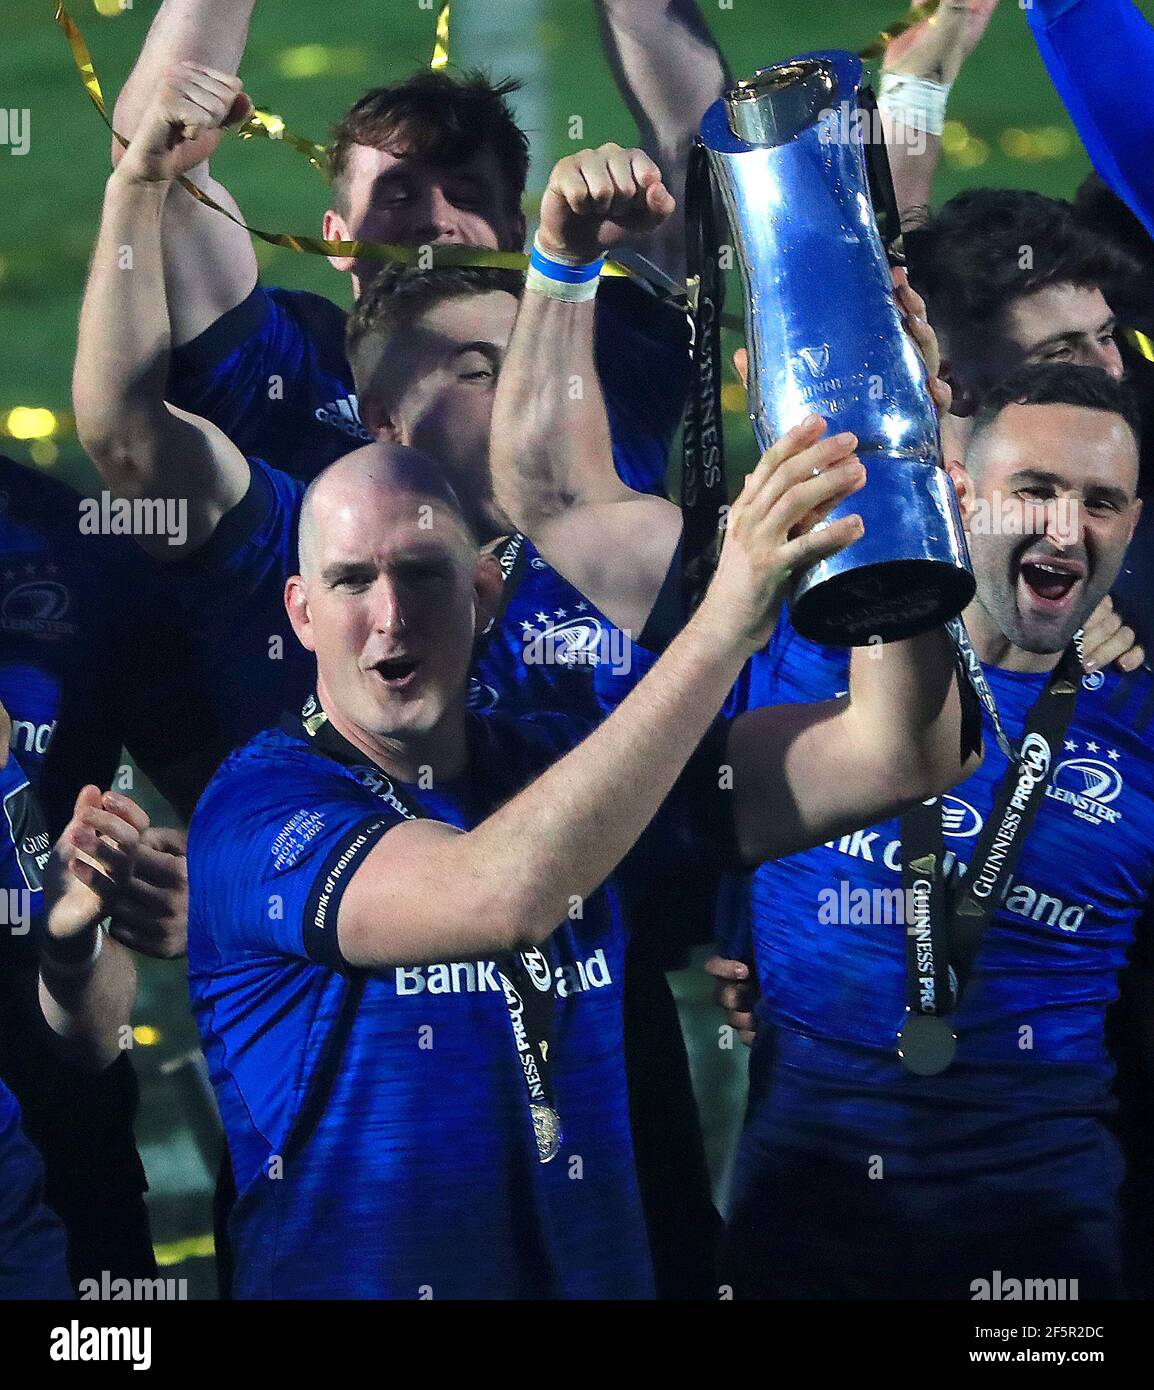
<box><xmin>528</xmin><ymin>242</ymin><xmax>605</xmax><ymax>284</ymax></box>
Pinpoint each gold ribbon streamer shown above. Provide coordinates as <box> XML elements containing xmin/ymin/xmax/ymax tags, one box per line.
<box><xmin>236</xmin><ymin>107</ymin><xmax>331</xmax><ymax>182</ymax></box>
<box><xmin>54</xmin><ymin>2</ymin><xmax>632</xmax><ymax>276</ymax></box>
<box><xmin>859</xmin><ymin>0</ymin><xmax>942</xmax><ymax>60</ymax></box>
<box><xmin>431</xmin><ymin>2</ymin><xmax>451</xmax><ymax>71</ymax></box>
<box><xmin>1127</xmin><ymin>329</ymin><xmax>1154</xmax><ymax>364</ymax></box>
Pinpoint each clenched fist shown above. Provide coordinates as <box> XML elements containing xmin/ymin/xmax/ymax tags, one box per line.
<box><xmin>117</xmin><ymin>61</ymin><xmax>254</xmax><ymax>185</ymax></box>
<box><xmin>538</xmin><ymin>144</ymin><xmax>675</xmax><ymax>264</ymax></box>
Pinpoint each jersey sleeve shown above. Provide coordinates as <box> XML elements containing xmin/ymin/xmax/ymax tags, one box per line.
<box><xmin>174</xmin><ymin>456</ymin><xmax>302</xmax><ymax>619</ymax></box>
<box><xmin>167</xmin><ymin>286</ymin><xmax>345</xmax><ymax>466</ymax></box>
<box><xmin>1026</xmin><ymin>0</ymin><xmax>1154</xmax><ymax>237</ymax></box>
<box><xmin>0</xmin><ymin>757</ymin><xmax>47</xmax><ymax>903</ymax></box>
<box><xmin>595</xmin><ymin>277</ymin><xmax>691</xmax><ymax>497</ymax></box>
<box><xmin>189</xmin><ymin>747</ymin><xmax>410</xmax><ymax>973</ymax></box>
<box><xmin>0</xmin><ymin>757</ymin><xmax>47</xmax><ymax>988</ymax></box>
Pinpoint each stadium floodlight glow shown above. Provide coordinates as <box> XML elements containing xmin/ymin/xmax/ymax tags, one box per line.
<box><xmin>5</xmin><ymin>407</ymin><xmax>58</xmax><ymax>440</ymax></box>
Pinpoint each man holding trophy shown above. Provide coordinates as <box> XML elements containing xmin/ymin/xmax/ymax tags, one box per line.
<box><xmin>492</xmin><ymin>52</ymin><xmax>1154</xmax><ymax>1298</ymax></box>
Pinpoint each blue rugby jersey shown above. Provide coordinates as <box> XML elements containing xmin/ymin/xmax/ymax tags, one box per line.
<box><xmin>0</xmin><ymin>755</ymin><xmax>73</xmax><ymax>1300</ymax></box>
<box><xmin>167</xmin><ymin>278</ymin><xmax>689</xmax><ymax>493</ymax></box>
<box><xmin>187</xmin><ymin>708</ymin><xmax>728</xmax><ymax>1298</ymax></box>
<box><xmin>170</xmin><ymin>457</ymin><xmax>655</xmax><ymax>758</ymax></box>
<box><xmin>0</xmin><ymin>455</ymin><xmax>212</xmax><ymax>824</ymax></box>
<box><xmin>722</xmin><ymin>620</ymin><xmax>1154</xmax><ymax>1298</ymax></box>
<box><xmin>1027</xmin><ymin>0</ymin><xmax>1154</xmax><ymax>238</ymax></box>
<box><xmin>0</xmin><ymin>458</ymin><xmax>133</xmax><ymax>827</ymax></box>
<box><xmin>0</xmin><ymin>459</ymin><xmax>159</xmax><ymax>1281</ymax></box>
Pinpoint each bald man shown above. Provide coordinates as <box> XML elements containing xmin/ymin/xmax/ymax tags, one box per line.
<box><xmin>178</xmin><ymin>436</ymin><xmax>970</xmax><ymax>1298</ymax></box>
<box><xmin>75</xmin><ymin>65</ymin><xmax>740</xmax><ymax>1299</ymax></box>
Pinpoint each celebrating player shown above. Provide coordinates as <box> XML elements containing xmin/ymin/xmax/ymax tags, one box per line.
<box><xmin>487</xmin><ymin>160</ymin><xmax>1154</xmax><ymax>1296</ymax></box>
<box><xmin>183</xmin><ymin>417</ymin><xmax>972</xmax><ymax>1296</ymax></box>
<box><xmin>77</xmin><ymin>62</ymin><xmax>723</xmax><ymax>1296</ymax></box>
<box><xmin>107</xmin><ymin>0</ymin><xmax>727</xmax><ymax>487</ymax></box>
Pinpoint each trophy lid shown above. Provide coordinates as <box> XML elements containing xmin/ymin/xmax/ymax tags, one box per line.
<box><xmin>726</xmin><ymin>59</ymin><xmax>838</xmax><ymax>147</ymax></box>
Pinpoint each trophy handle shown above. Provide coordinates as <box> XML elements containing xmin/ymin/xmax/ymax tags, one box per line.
<box><xmin>859</xmin><ymin>85</ymin><xmax>906</xmax><ymax>268</ymax></box>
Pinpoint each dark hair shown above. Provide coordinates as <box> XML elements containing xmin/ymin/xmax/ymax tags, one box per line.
<box><xmin>346</xmin><ymin>264</ymin><xmax>524</xmax><ymax>396</ymax></box>
<box><xmin>970</xmin><ymin>362</ymin><xmax>1142</xmax><ymax>455</ymax></box>
<box><xmin>329</xmin><ymin>69</ymin><xmax>529</xmax><ymax>223</ymax></box>
<box><xmin>906</xmin><ymin>189</ymin><xmax>1139</xmax><ymax>356</ymax></box>
<box><xmin>1074</xmin><ymin>175</ymin><xmax>1154</xmax><ymax>272</ymax></box>
<box><xmin>1073</xmin><ymin>174</ymin><xmax>1154</xmax><ymax>334</ymax></box>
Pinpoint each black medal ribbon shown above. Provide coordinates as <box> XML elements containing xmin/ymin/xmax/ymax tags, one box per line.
<box><xmin>897</xmin><ymin>641</ymin><xmax>1082</xmax><ymax>1074</ymax></box>
<box><xmin>681</xmin><ymin>142</ymin><xmax>729</xmax><ymax>615</ymax></box>
<box><xmin>297</xmin><ymin>694</ymin><xmax>564</xmax><ymax>1163</ymax></box>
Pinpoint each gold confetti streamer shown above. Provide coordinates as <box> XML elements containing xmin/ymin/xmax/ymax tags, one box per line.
<box><xmin>54</xmin><ymin>3</ymin><xmax>634</xmax><ymax>278</ymax></box>
<box><xmin>1127</xmin><ymin>329</ymin><xmax>1154</xmax><ymax>363</ymax></box>
<box><xmin>431</xmin><ymin>2</ymin><xmax>452</xmax><ymax>71</ymax></box>
<box><xmin>235</xmin><ymin>105</ymin><xmax>331</xmax><ymax>182</ymax></box>
<box><xmin>859</xmin><ymin>0</ymin><xmax>942</xmax><ymax>61</ymax></box>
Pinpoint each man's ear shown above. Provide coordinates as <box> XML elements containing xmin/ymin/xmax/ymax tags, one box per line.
<box><xmin>945</xmin><ymin>459</ymin><xmax>975</xmax><ymax>526</ymax></box>
<box><xmin>940</xmin><ymin>357</ymin><xmax>980</xmax><ymax>418</ymax></box>
<box><xmin>285</xmin><ymin>576</ymin><xmax>316</xmax><ymax>653</ymax></box>
<box><xmin>472</xmin><ymin>552</ymin><xmax>505</xmax><ymax>638</ymax></box>
<box><xmin>358</xmin><ymin>392</ymin><xmax>400</xmax><ymax>442</ymax></box>
<box><xmin>323</xmin><ymin>208</ymin><xmax>357</xmax><ymax>275</ymax></box>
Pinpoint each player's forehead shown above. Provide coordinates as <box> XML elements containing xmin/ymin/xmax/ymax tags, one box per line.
<box><xmin>1004</xmin><ymin>283</ymin><xmax>1111</xmax><ymax>351</ymax></box>
<box><xmin>312</xmin><ymin>484</ymin><xmax>471</xmax><ymax>564</ymax></box>
<box><xmin>976</xmin><ymin>402</ymin><xmax>1137</xmax><ymax>491</ymax></box>
<box><xmin>367</xmin><ymin>290</ymin><xmax>518</xmax><ymax>389</ymax></box>
<box><xmin>344</xmin><ymin>138</ymin><xmax>505</xmax><ymax>193</ymax></box>
<box><xmin>415</xmin><ymin>290</ymin><xmax>518</xmax><ymax>352</ymax></box>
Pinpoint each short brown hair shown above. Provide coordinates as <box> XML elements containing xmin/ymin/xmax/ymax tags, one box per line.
<box><xmin>329</xmin><ymin>69</ymin><xmax>529</xmax><ymax>222</ymax></box>
<box><xmin>347</xmin><ymin>265</ymin><xmax>524</xmax><ymax>407</ymax></box>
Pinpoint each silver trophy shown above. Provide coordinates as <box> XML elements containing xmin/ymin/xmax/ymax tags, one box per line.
<box><xmin>697</xmin><ymin>51</ymin><xmax>974</xmax><ymax>645</ymax></box>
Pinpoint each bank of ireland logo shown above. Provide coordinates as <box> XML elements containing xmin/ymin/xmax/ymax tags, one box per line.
<box><xmin>940</xmin><ymin>795</ymin><xmax>983</xmax><ymax>839</ymax></box>
<box><xmin>1</xmin><ymin>570</ymin><xmax>74</xmax><ymax>639</ymax></box>
<box><xmin>1045</xmin><ymin>740</ymin><xmax>1125</xmax><ymax>828</ymax></box>
<box><xmin>1081</xmin><ymin>669</ymin><xmax>1105</xmax><ymax>692</ymax></box>
<box><xmin>520</xmin><ymin>948</ymin><xmax>553</xmax><ymax>992</ymax></box>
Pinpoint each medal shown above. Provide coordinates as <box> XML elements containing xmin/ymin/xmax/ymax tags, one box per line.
<box><xmin>897</xmin><ymin>1012</ymin><xmax>957</xmax><ymax>1076</ymax></box>
<box><xmin>530</xmin><ymin>1103</ymin><xmax>562</xmax><ymax>1164</ymax></box>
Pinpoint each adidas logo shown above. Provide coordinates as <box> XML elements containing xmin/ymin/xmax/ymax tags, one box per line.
<box><xmin>315</xmin><ymin>396</ymin><xmax>373</xmax><ymax>442</ymax></box>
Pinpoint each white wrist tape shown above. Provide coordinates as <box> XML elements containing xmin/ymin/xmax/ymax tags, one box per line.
<box><xmin>41</xmin><ymin>924</ymin><xmax>104</xmax><ymax>975</ymax></box>
<box><xmin>526</xmin><ymin>235</ymin><xmax>604</xmax><ymax>303</ymax></box>
<box><xmin>877</xmin><ymin>71</ymin><xmax>951</xmax><ymax>138</ymax></box>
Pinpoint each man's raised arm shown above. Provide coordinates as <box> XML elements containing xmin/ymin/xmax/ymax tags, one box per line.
<box><xmin>110</xmin><ymin>0</ymin><xmax>260</xmax><ymax>345</ymax></box>
<box><xmin>726</xmin><ymin>626</ymin><xmax>978</xmax><ymax>867</ymax></box>
<box><xmin>338</xmin><ymin>430</ymin><xmax>869</xmax><ymax>971</ymax></box>
<box><xmin>491</xmin><ymin>145</ymin><xmax>684</xmax><ymax>636</ymax></box>
<box><xmin>879</xmin><ymin>1</ymin><xmax>999</xmax><ymax>229</ymax></box>
<box><xmin>74</xmin><ymin>65</ymin><xmax>253</xmax><ymax>559</ymax></box>
<box><xmin>594</xmin><ymin>0</ymin><xmax>727</xmax><ymax>285</ymax></box>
